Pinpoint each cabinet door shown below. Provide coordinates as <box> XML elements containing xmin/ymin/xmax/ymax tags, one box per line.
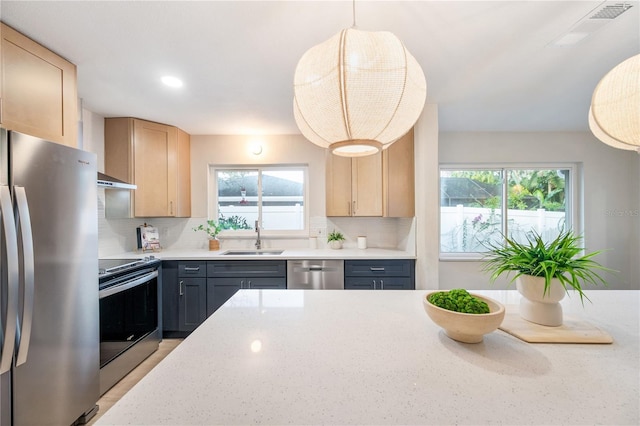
<box><xmin>0</xmin><ymin>23</ymin><xmax>77</xmax><ymax>147</ymax></box>
<box><xmin>344</xmin><ymin>278</ymin><xmax>376</xmax><ymax>290</ymax></box>
<box><xmin>133</xmin><ymin>119</ymin><xmax>178</xmax><ymax>217</ymax></box>
<box><xmin>207</xmin><ymin>278</ymin><xmax>242</xmax><ymax>316</ymax></box>
<box><xmin>383</xmin><ymin>129</ymin><xmax>415</xmax><ymax>217</ymax></box>
<box><xmin>248</xmin><ymin>277</ymin><xmax>286</xmax><ymax>289</ymax></box>
<box><xmin>179</xmin><ymin>278</ymin><xmax>206</xmax><ymax>332</ymax></box>
<box><xmin>326</xmin><ymin>153</ymin><xmax>352</xmax><ymax>216</ymax></box>
<box><xmin>377</xmin><ymin>278</ymin><xmax>414</xmax><ymax>290</ymax></box>
<box><xmin>352</xmin><ymin>153</ymin><xmax>382</xmax><ymax>216</ymax></box>
<box><xmin>161</xmin><ymin>261</ymin><xmax>180</xmax><ymax>332</ymax></box>
<box><xmin>326</xmin><ymin>151</ymin><xmax>382</xmax><ymax>217</ymax></box>
<box><xmin>174</xmin><ymin>128</ymin><xmax>191</xmax><ymax>217</ymax></box>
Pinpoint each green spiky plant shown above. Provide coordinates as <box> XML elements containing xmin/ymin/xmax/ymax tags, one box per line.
<box><xmin>482</xmin><ymin>230</ymin><xmax>613</xmax><ymax>304</ymax></box>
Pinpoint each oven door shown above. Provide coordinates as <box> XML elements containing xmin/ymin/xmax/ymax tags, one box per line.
<box><xmin>99</xmin><ymin>269</ymin><xmax>159</xmax><ymax>369</ymax></box>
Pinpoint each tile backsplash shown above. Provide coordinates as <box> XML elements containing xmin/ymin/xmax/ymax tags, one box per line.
<box><xmin>98</xmin><ymin>189</ymin><xmax>416</xmax><ymax>257</ymax></box>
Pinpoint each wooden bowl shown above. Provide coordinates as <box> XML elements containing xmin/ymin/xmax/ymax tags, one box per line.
<box><xmin>423</xmin><ymin>291</ymin><xmax>506</xmax><ymax>343</ymax></box>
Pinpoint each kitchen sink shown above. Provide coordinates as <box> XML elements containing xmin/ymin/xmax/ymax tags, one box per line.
<box><xmin>221</xmin><ymin>250</ymin><xmax>284</xmax><ymax>256</ymax></box>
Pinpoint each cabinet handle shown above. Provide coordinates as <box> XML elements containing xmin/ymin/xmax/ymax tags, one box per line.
<box><xmin>241</xmin><ymin>280</ymin><xmax>244</xmax><ymax>289</ymax></box>
<box><xmin>370</xmin><ymin>267</ymin><xmax>385</xmax><ymax>271</ymax></box>
<box><xmin>170</xmin><ymin>201</ymin><xmax>174</xmax><ymax>215</ymax></box>
<box><xmin>381</xmin><ymin>279</ymin><xmax>384</xmax><ymax>290</ymax></box>
<box><xmin>248</xmin><ymin>280</ymin><xmax>251</xmax><ymax>288</ymax></box>
<box><xmin>372</xmin><ymin>279</ymin><xmax>376</xmax><ymax>290</ymax></box>
<box><xmin>352</xmin><ymin>200</ymin><xmax>356</xmax><ymax>216</ymax></box>
<box><xmin>179</xmin><ymin>280</ymin><xmax>184</xmax><ymax>296</ymax></box>
<box><xmin>184</xmin><ymin>266</ymin><xmax>200</xmax><ymax>272</ymax></box>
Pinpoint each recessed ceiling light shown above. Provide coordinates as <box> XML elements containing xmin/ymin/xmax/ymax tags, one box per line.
<box><xmin>161</xmin><ymin>76</ymin><xmax>183</xmax><ymax>88</ymax></box>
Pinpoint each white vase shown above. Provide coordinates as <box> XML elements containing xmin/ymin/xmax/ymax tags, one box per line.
<box><xmin>516</xmin><ymin>275</ymin><xmax>566</xmax><ymax>327</ymax></box>
<box><xmin>329</xmin><ymin>240</ymin><xmax>343</xmax><ymax>249</ymax></box>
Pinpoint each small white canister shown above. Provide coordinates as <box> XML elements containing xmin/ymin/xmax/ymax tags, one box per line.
<box><xmin>357</xmin><ymin>236</ymin><xmax>367</xmax><ymax>249</ymax></box>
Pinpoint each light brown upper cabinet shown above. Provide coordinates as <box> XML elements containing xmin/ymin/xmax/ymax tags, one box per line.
<box><xmin>105</xmin><ymin>118</ymin><xmax>191</xmax><ymax>218</ymax></box>
<box><xmin>383</xmin><ymin>129</ymin><xmax>415</xmax><ymax>217</ymax></box>
<box><xmin>326</xmin><ymin>129</ymin><xmax>414</xmax><ymax>217</ymax></box>
<box><xmin>0</xmin><ymin>23</ymin><xmax>77</xmax><ymax>147</ymax></box>
<box><xmin>326</xmin><ymin>151</ymin><xmax>383</xmax><ymax>216</ymax></box>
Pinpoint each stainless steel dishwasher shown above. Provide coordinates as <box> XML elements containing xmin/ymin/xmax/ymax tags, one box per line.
<box><xmin>287</xmin><ymin>260</ymin><xmax>344</xmax><ymax>289</ymax></box>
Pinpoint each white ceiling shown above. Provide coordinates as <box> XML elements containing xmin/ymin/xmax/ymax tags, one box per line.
<box><xmin>1</xmin><ymin>1</ymin><xmax>638</xmax><ymax>136</ymax></box>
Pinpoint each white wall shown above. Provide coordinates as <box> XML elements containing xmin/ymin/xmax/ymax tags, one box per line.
<box><xmin>414</xmin><ymin>104</ymin><xmax>439</xmax><ymax>290</ymax></box>
<box><xmin>88</xmin><ymin>107</ymin><xmax>639</xmax><ymax>289</ymax></box>
<box><xmin>93</xmin><ymin>125</ymin><xmax>415</xmax><ymax>255</ymax></box>
<box><xmin>437</xmin><ymin>132</ymin><xmax>640</xmax><ymax>290</ymax></box>
<box><xmin>190</xmin><ymin>134</ymin><xmax>413</xmax><ymax>251</ymax></box>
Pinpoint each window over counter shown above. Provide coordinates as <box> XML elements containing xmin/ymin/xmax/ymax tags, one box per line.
<box><xmin>440</xmin><ymin>165</ymin><xmax>577</xmax><ymax>259</ymax></box>
<box><xmin>209</xmin><ymin>166</ymin><xmax>308</xmax><ymax>235</ymax></box>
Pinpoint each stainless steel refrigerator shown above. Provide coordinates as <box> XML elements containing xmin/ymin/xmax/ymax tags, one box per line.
<box><xmin>0</xmin><ymin>129</ymin><xmax>99</xmax><ymax>425</ymax></box>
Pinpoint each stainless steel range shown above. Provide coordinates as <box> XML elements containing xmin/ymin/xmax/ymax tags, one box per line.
<box><xmin>98</xmin><ymin>256</ymin><xmax>161</xmax><ymax>395</ymax></box>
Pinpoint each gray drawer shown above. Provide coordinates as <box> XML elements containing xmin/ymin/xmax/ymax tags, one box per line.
<box><xmin>178</xmin><ymin>262</ymin><xmax>207</xmax><ymax>278</ymax></box>
<box><xmin>344</xmin><ymin>260</ymin><xmax>413</xmax><ymax>277</ymax></box>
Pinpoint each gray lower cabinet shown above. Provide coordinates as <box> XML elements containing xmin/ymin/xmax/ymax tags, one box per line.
<box><xmin>162</xmin><ymin>261</ymin><xmax>207</xmax><ymax>337</ymax></box>
<box><xmin>206</xmin><ymin>261</ymin><xmax>286</xmax><ymax>316</ymax></box>
<box><xmin>163</xmin><ymin>258</ymin><xmax>413</xmax><ymax>336</ymax></box>
<box><xmin>344</xmin><ymin>259</ymin><xmax>415</xmax><ymax>290</ymax></box>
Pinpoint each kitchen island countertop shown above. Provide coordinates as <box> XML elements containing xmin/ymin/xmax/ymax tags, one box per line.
<box><xmin>101</xmin><ymin>247</ymin><xmax>415</xmax><ymax>260</ymax></box>
<box><xmin>95</xmin><ymin>290</ymin><xmax>639</xmax><ymax>425</ymax></box>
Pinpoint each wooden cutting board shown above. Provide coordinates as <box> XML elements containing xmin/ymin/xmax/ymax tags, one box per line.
<box><xmin>499</xmin><ymin>312</ymin><xmax>613</xmax><ymax>344</ymax></box>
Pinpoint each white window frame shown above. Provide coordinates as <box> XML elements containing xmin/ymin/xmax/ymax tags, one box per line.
<box><xmin>207</xmin><ymin>164</ymin><xmax>310</xmax><ymax>238</ymax></box>
<box><xmin>439</xmin><ymin>163</ymin><xmax>580</xmax><ymax>261</ymax></box>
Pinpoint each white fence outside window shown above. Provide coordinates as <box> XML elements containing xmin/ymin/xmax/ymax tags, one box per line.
<box><xmin>441</xmin><ymin>205</ymin><xmax>565</xmax><ymax>253</ymax></box>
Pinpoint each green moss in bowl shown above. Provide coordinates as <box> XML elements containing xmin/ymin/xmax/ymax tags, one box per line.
<box><xmin>427</xmin><ymin>289</ymin><xmax>490</xmax><ymax>314</ymax></box>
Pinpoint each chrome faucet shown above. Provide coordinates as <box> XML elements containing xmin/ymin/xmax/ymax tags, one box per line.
<box><xmin>255</xmin><ymin>220</ymin><xmax>261</xmax><ymax>250</ymax></box>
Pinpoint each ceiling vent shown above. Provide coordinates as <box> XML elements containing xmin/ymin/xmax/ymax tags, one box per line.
<box><xmin>551</xmin><ymin>2</ymin><xmax>634</xmax><ymax>47</ymax></box>
<box><xmin>588</xmin><ymin>3</ymin><xmax>633</xmax><ymax>20</ymax></box>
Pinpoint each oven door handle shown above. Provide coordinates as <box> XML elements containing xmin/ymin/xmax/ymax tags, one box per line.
<box><xmin>99</xmin><ymin>270</ymin><xmax>158</xmax><ymax>299</ymax></box>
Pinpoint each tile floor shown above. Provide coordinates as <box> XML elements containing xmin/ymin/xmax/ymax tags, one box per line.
<box><xmin>88</xmin><ymin>339</ymin><xmax>183</xmax><ymax>425</ymax></box>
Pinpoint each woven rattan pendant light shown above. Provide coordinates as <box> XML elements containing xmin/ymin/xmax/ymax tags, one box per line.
<box><xmin>293</xmin><ymin>3</ymin><xmax>426</xmax><ymax>157</ymax></box>
<box><xmin>589</xmin><ymin>54</ymin><xmax>640</xmax><ymax>152</ymax></box>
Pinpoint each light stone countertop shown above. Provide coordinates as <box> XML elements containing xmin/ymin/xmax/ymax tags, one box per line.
<box><xmin>95</xmin><ymin>290</ymin><xmax>639</xmax><ymax>425</ymax></box>
<box><xmin>102</xmin><ymin>247</ymin><xmax>416</xmax><ymax>261</ymax></box>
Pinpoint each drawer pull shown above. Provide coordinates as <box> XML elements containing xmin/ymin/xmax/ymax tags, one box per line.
<box><xmin>370</xmin><ymin>267</ymin><xmax>385</xmax><ymax>271</ymax></box>
<box><xmin>184</xmin><ymin>267</ymin><xmax>201</xmax><ymax>272</ymax></box>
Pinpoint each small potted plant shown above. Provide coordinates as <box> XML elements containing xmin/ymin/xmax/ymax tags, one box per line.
<box><xmin>482</xmin><ymin>229</ymin><xmax>612</xmax><ymax>326</ymax></box>
<box><xmin>193</xmin><ymin>220</ymin><xmax>222</xmax><ymax>250</ymax></box>
<box><xmin>327</xmin><ymin>230</ymin><xmax>345</xmax><ymax>249</ymax></box>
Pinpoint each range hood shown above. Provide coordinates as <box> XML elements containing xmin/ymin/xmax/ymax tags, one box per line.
<box><xmin>97</xmin><ymin>172</ymin><xmax>137</xmax><ymax>190</ymax></box>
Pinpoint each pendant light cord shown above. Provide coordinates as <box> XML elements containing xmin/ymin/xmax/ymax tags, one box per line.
<box><xmin>352</xmin><ymin>0</ymin><xmax>357</xmax><ymax>28</ymax></box>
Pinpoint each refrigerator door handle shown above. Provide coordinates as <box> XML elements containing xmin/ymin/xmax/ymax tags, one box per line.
<box><xmin>14</xmin><ymin>186</ymin><xmax>34</xmax><ymax>366</ymax></box>
<box><xmin>0</xmin><ymin>186</ymin><xmax>19</xmax><ymax>374</ymax></box>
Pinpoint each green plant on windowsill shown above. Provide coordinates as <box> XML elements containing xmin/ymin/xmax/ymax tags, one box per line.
<box><xmin>193</xmin><ymin>220</ymin><xmax>222</xmax><ymax>240</ymax></box>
